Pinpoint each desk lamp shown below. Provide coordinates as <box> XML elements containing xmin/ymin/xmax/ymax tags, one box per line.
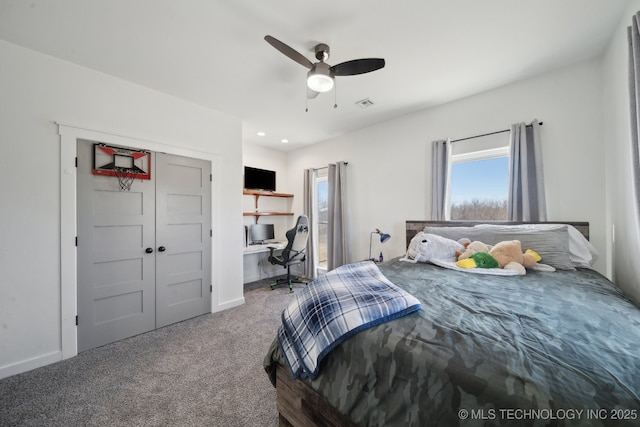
<box><xmin>369</xmin><ymin>228</ymin><xmax>391</xmax><ymax>262</ymax></box>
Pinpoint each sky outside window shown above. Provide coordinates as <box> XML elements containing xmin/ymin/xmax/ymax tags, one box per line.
<box><xmin>450</xmin><ymin>156</ymin><xmax>509</xmax><ymax>204</ymax></box>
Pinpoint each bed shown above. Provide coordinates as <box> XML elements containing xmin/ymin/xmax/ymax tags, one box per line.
<box><xmin>264</xmin><ymin>221</ymin><xmax>640</xmax><ymax>426</ymax></box>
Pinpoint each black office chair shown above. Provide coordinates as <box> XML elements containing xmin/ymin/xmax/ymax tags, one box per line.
<box><xmin>268</xmin><ymin>215</ymin><xmax>309</xmax><ymax>293</ymax></box>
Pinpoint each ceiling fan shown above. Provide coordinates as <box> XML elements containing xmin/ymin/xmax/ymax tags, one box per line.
<box><xmin>264</xmin><ymin>35</ymin><xmax>385</xmax><ymax>99</ymax></box>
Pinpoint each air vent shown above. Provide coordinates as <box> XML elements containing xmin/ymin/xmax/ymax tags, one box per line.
<box><xmin>355</xmin><ymin>98</ymin><xmax>375</xmax><ymax>109</ymax></box>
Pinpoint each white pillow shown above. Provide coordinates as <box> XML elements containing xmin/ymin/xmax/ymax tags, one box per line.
<box><xmin>473</xmin><ymin>224</ymin><xmax>599</xmax><ymax>268</ymax></box>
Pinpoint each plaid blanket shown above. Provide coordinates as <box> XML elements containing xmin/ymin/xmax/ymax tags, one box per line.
<box><xmin>278</xmin><ymin>261</ymin><xmax>422</xmax><ymax>380</ymax></box>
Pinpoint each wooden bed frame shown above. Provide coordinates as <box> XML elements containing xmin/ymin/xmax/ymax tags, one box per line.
<box><xmin>275</xmin><ymin>220</ymin><xmax>590</xmax><ymax>427</ymax></box>
<box><xmin>275</xmin><ymin>364</ymin><xmax>357</xmax><ymax>427</ymax></box>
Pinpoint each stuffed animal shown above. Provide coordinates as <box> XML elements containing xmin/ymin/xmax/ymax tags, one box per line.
<box><xmin>459</xmin><ymin>251</ymin><xmax>500</xmax><ymax>269</ymax></box>
<box><xmin>456</xmin><ymin>240</ymin><xmax>492</xmax><ymax>261</ymax></box>
<box><xmin>401</xmin><ymin>232</ymin><xmax>465</xmax><ymax>263</ymax></box>
<box><xmin>490</xmin><ymin>240</ymin><xmax>540</xmax><ymax>268</ymax></box>
<box><xmin>456</xmin><ymin>240</ymin><xmax>542</xmax><ymax>275</ymax></box>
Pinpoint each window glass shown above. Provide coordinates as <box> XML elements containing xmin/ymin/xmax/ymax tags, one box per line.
<box><xmin>315</xmin><ymin>170</ymin><xmax>328</xmax><ymax>268</ymax></box>
<box><xmin>449</xmin><ymin>133</ymin><xmax>510</xmax><ymax>220</ymax></box>
<box><xmin>450</xmin><ymin>157</ymin><xmax>508</xmax><ymax>220</ymax></box>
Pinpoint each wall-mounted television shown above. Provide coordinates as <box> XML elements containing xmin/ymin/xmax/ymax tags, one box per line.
<box><xmin>244</xmin><ymin>166</ymin><xmax>276</xmax><ymax>192</ymax></box>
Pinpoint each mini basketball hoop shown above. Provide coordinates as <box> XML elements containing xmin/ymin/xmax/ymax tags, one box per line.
<box><xmin>92</xmin><ymin>143</ymin><xmax>151</xmax><ymax>191</ymax></box>
<box><xmin>113</xmin><ymin>167</ymin><xmax>137</xmax><ymax>191</ymax></box>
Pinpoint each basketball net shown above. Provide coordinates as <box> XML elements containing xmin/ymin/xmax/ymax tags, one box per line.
<box><xmin>113</xmin><ymin>167</ymin><xmax>136</xmax><ymax>191</ymax></box>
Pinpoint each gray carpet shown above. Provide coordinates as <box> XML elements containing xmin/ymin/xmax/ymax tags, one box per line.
<box><xmin>0</xmin><ymin>277</ymin><xmax>298</xmax><ymax>426</ymax></box>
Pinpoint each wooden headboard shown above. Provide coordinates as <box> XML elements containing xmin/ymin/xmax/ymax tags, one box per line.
<box><xmin>406</xmin><ymin>220</ymin><xmax>590</xmax><ymax>248</ymax></box>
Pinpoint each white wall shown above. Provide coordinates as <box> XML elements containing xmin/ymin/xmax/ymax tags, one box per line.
<box><xmin>603</xmin><ymin>1</ymin><xmax>640</xmax><ymax>306</ymax></box>
<box><xmin>285</xmin><ymin>59</ymin><xmax>608</xmax><ymax>276</ymax></box>
<box><xmin>0</xmin><ymin>40</ymin><xmax>244</xmax><ymax>379</ymax></box>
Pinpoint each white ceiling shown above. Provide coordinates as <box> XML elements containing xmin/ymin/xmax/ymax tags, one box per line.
<box><xmin>0</xmin><ymin>0</ymin><xmax>630</xmax><ymax>151</ymax></box>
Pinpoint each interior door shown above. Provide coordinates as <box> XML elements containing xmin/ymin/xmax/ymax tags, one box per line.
<box><xmin>77</xmin><ymin>143</ymin><xmax>212</xmax><ymax>351</ymax></box>
<box><xmin>155</xmin><ymin>153</ymin><xmax>212</xmax><ymax>328</ymax></box>
<box><xmin>76</xmin><ymin>140</ymin><xmax>156</xmax><ymax>352</ymax></box>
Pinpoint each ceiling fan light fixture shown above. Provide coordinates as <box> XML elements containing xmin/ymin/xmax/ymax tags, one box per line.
<box><xmin>307</xmin><ymin>63</ymin><xmax>334</xmax><ymax>92</ymax></box>
<box><xmin>307</xmin><ymin>73</ymin><xmax>334</xmax><ymax>92</ymax></box>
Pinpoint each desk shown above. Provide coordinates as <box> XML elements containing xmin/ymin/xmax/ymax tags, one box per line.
<box><xmin>243</xmin><ymin>242</ymin><xmax>286</xmax><ymax>254</ymax></box>
<box><xmin>243</xmin><ymin>242</ymin><xmax>293</xmax><ymax>284</ymax></box>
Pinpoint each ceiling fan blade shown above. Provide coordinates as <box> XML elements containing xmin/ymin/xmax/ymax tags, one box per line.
<box><xmin>331</xmin><ymin>58</ymin><xmax>385</xmax><ymax>76</ymax></box>
<box><xmin>264</xmin><ymin>35</ymin><xmax>313</xmax><ymax>69</ymax></box>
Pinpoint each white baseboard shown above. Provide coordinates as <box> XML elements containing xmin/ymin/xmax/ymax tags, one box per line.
<box><xmin>212</xmin><ymin>296</ymin><xmax>245</xmax><ymax>313</ymax></box>
<box><xmin>0</xmin><ymin>350</ymin><xmax>62</xmax><ymax>380</ymax></box>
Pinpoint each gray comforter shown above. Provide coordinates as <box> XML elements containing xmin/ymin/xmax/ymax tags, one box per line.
<box><xmin>265</xmin><ymin>257</ymin><xmax>640</xmax><ymax>426</ymax></box>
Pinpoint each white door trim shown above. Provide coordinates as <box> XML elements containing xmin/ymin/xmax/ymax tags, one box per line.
<box><xmin>58</xmin><ymin>123</ymin><xmax>221</xmax><ymax>360</ymax></box>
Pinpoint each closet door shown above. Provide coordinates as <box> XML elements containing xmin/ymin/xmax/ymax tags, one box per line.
<box><xmin>155</xmin><ymin>153</ymin><xmax>212</xmax><ymax>328</ymax></box>
<box><xmin>76</xmin><ymin>140</ymin><xmax>156</xmax><ymax>352</ymax></box>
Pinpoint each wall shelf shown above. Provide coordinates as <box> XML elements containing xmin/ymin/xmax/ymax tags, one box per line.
<box><xmin>243</xmin><ymin>211</ymin><xmax>294</xmax><ymax>218</ymax></box>
<box><xmin>243</xmin><ymin>190</ymin><xmax>294</xmax><ymax>223</ymax></box>
<box><xmin>243</xmin><ymin>189</ymin><xmax>294</xmax><ymax>199</ymax></box>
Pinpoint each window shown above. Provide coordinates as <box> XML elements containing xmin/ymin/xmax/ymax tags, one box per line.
<box><xmin>315</xmin><ymin>169</ymin><xmax>328</xmax><ymax>269</ymax></box>
<box><xmin>449</xmin><ymin>133</ymin><xmax>510</xmax><ymax>220</ymax></box>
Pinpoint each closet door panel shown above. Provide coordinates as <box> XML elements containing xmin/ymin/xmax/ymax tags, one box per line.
<box><xmin>76</xmin><ymin>140</ymin><xmax>156</xmax><ymax>352</ymax></box>
<box><xmin>155</xmin><ymin>153</ymin><xmax>212</xmax><ymax>328</ymax></box>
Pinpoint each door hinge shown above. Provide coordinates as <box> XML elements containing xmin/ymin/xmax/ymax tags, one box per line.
<box><xmin>210</xmin><ymin>284</ymin><xmax>212</xmax><ymax>293</ymax></box>
<box><xmin>75</xmin><ymin>236</ymin><xmax>78</xmax><ymax>247</ymax></box>
<box><xmin>75</xmin><ymin>315</ymin><xmax>78</xmax><ymax>326</ymax></box>
<box><xmin>210</xmin><ymin>229</ymin><xmax>212</xmax><ymax>237</ymax></box>
<box><xmin>210</xmin><ymin>174</ymin><xmax>212</xmax><ymax>182</ymax></box>
<box><xmin>75</xmin><ymin>157</ymin><xmax>78</xmax><ymax>167</ymax></box>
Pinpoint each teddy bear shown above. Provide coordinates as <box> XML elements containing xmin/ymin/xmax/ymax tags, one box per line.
<box><xmin>456</xmin><ymin>239</ymin><xmax>491</xmax><ymax>261</ymax></box>
<box><xmin>400</xmin><ymin>232</ymin><xmax>465</xmax><ymax>263</ymax></box>
<box><xmin>456</xmin><ymin>239</ymin><xmax>542</xmax><ymax>275</ymax></box>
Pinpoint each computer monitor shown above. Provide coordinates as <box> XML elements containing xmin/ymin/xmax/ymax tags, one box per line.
<box><xmin>250</xmin><ymin>223</ymin><xmax>275</xmax><ymax>244</ymax></box>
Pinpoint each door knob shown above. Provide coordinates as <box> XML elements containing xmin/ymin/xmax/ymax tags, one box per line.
<box><xmin>145</xmin><ymin>247</ymin><xmax>154</xmax><ymax>254</ymax></box>
<box><xmin>158</xmin><ymin>246</ymin><xmax>166</xmax><ymax>252</ymax></box>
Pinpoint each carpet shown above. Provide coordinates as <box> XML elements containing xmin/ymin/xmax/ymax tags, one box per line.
<box><xmin>0</xmin><ymin>277</ymin><xmax>299</xmax><ymax>426</ymax></box>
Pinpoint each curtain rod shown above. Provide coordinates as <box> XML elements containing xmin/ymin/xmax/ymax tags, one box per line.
<box><xmin>314</xmin><ymin>161</ymin><xmax>349</xmax><ymax>171</ymax></box>
<box><xmin>451</xmin><ymin>122</ymin><xmax>543</xmax><ymax>143</ymax></box>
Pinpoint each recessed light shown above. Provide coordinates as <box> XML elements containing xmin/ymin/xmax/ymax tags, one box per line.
<box><xmin>257</xmin><ymin>131</ymin><xmax>266</xmax><ymax>137</ymax></box>
<box><xmin>281</xmin><ymin>139</ymin><xmax>289</xmax><ymax>143</ymax></box>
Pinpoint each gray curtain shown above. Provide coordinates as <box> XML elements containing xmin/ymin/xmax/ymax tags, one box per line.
<box><xmin>327</xmin><ymin>162</ymin><xmax>348</xmax><ymax>270</ymax></box>
<box><xmin>507</xmin><ymin>119</ymin><xmax>547</xmax><ymax>221</ymax></box>
<box><xmin>431</xmin><ymin>139</ymin><xmax>451</xmax><ymax>220</ymax></box>
<box><xmin>303</xmin><ymin>168</ymin><xmax>317</xmax><ymax>280</ymax></box>
<box><xmin>629</xmin><ymin>13</ymin><xmax>640</xmax><ymax>221</ymax></box>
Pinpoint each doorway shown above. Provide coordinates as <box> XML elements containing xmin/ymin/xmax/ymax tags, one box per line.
<box><xmin>76</xmin><ymin>140</ymin><xmax>212</xmax><ymax>351</ymax></box>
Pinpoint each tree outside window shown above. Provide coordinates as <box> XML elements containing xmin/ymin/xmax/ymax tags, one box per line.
<box><xmin>449</xmin><ymin>133</ymin><xmax>510</xmax><ymax>220</ymax></box>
